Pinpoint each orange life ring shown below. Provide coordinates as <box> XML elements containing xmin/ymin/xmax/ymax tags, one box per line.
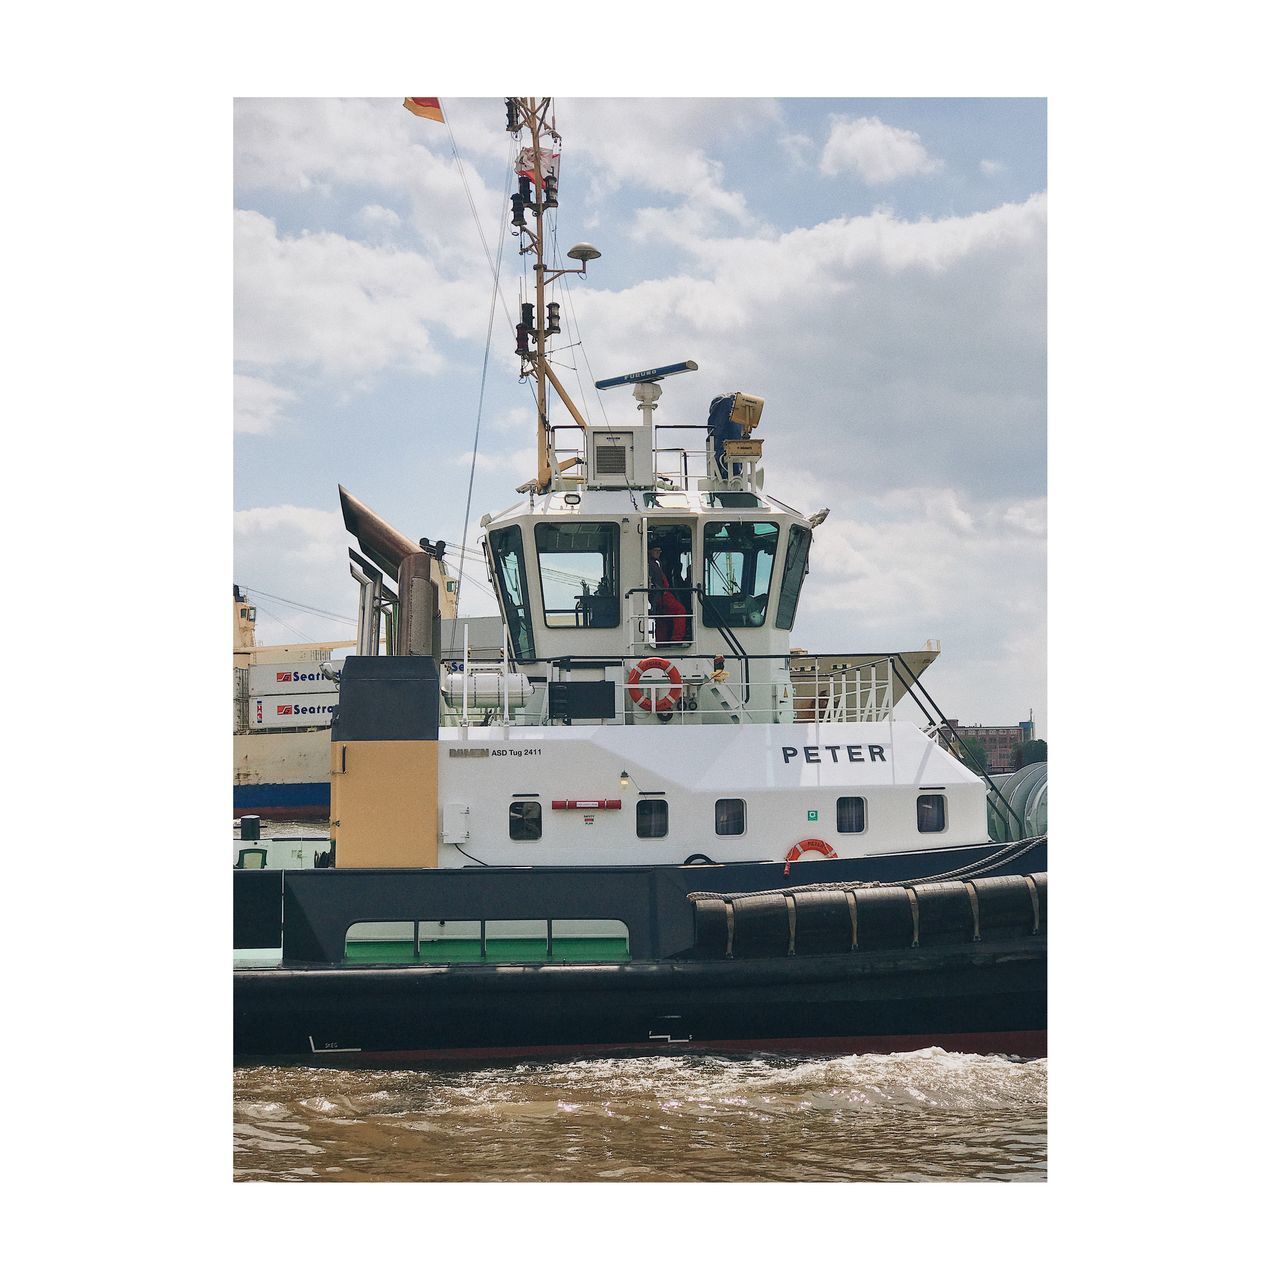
<box><xmin>627</xmin><ymin>657</ymin><xmax>683</xmax><ymax>714</ymax></box>
<box><xmin>784</xmin><ymin>838</ymin><xmax>837</xmax><ymax>863</ymax></box>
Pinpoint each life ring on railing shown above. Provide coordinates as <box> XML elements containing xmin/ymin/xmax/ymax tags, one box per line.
<box><xmin>627</xmin><ymin>657</ymin><xmax>683</xmax><ymax>715</ymax></box>
<box><xmin>784</xmin><ymin>838</ymin><xmax>837</xmax><ymax>863</ymax></box>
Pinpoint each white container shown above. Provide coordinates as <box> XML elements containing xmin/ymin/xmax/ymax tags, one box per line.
<box><xmin>250</xmin><ymin>692</ymin><xmax>338</xmax><ymax>727</ymax></box>
<box><xmin>248</xmin><ymin>660</ymin><xmax>340</xmax><ymax>697</ymax></box>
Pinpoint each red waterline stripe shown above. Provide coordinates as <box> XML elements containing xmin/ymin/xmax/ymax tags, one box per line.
<box><xmin>329</xmin><ymin>1030</ymin><xmax>1047</xmax><ymax>1066</ymax></box>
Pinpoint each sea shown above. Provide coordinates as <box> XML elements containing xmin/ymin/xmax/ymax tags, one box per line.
<box><xmin>233</xmin><ymin>1049</ymin><xmax>1046</xmax><ymax>1182</ymax></box>
<box><xmin>234</xmin><ymin>821</ymin><xmax>1047</xmax><ymax>1182</ymax></box>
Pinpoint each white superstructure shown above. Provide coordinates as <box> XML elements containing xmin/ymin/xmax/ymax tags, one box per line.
<box><xmin>336</xmin><ymin>97</ymin><xmax>994</xmax><ymax>869</ymax></box>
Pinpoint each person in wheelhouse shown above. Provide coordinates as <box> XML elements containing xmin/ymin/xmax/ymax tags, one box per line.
<box><xmin>647</xmin><ymin>539</ymin><xmax>689</xmax><ymax>645</ymax></box>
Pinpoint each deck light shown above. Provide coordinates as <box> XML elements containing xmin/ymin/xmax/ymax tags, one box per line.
<box><xmin>567</xmin><ymin>242</ymin><xmax>601</xmax><ymax>263</ymax></box>
<box><xmin>619</xmin><ymin>771</ymin><xmax>631</xmax><ymax>787</ymax></box>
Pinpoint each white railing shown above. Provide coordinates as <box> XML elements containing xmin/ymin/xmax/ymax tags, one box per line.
<box><xmin>435</xmin><ymin>655</ymin><xmax>896</xmax><ymax>729</ymax></box>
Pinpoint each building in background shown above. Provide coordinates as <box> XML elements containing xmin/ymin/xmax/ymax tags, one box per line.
<box><xmin>946</xmin><ymin>711</ymin><xmax>1037</xmax><ymax>774</ymax></box>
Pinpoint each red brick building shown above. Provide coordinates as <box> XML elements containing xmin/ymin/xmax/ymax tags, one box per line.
<box><xmin>945</xmin><ymin>714</ymin><xmax>1037</xmax><ymax>774</ymax></box>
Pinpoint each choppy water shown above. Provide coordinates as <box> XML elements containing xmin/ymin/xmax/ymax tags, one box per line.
<box><xmin>233</xmin><ymin>1048</ymin><xmax>1046</xmax><ymax>1182</ymax></box>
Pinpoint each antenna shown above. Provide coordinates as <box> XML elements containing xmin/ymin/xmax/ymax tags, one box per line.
<box><xmin>594</xmin><ymin>360</ymin><xmax>698</xmax><ymax>391</ymax></box>
<box><xmin>506</xmin><ymin>98</ymin><xmax>603</xmax><ymax>493</ymax></box>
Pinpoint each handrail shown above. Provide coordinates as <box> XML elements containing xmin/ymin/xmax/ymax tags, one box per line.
<box><xmin>887</xmin><ymin>653</ymin><xmax>1025</xmax><ymax>838</ymax></box>
<box><xmin>694</xmin><ymin>583</ymin><xmax>750</xmax><ymax>702</ymax></box>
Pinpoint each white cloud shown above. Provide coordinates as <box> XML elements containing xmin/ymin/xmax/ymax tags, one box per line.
<box><xmin>781</xmin><ymin>132</ymin><xmax>816</xmax><ymax>167</ymax></box>
<box><xmin>558</xmin><ymin>97</ymin><xmax>779</xmax><ymax>229</ymax></box>
<box><xmin>458</xmin><ymin>446</ymin><xmax>536</xmax><ymax>477</ymax></box>
<box><xmin>234</xmin><ymin>373</ymin><xmax>296</xmax><ymax>435</ymax></box>
<box><xmin>557</xmin><ymin>194</ymin><xmax>1046</xmax><ymax>500</ymax></box>
<box><xmin>234</xmin><ymin>504</ymin><xmax>355</xmax><ymax>645</ymax></box>
<box><xmin>980</xmin><ymin>158</ymin><xmax>1005</xmax><ymax>176</ymax></box>
<box><xmin>234</xmin><ymin>210</ymin><xmax>470</xmax><ymax>377</ymax></box>
<box><xmin>358</xmin><ymin>204</ymin><xmax>401</xmax><ymax>230</ymax></box>
<box><xmin>791</xmin><ymin>487</ymin><xmax>1046</xmax><ymax>727</ymax></box>
<box><xmin>820</xmin><ymin>115</ymin><xmax>941</xmax><ymax>185</ymax></box>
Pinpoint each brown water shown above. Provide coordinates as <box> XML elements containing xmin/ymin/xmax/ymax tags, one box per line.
<box><xmin>233</xmin><ymin>1048</ymin><xmax>1046</xmax><ymax>1182</ymax></box>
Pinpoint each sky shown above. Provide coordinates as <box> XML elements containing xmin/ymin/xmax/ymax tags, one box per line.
<box><xmin>234</xmin><ymin>96</ymin><xmax>1046</xmax><ymax>734</ymax></box>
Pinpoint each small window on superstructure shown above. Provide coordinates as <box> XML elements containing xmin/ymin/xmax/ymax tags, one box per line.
<box><xmin>715</xmin><ymin>798</ymin><xmax>746</xmax><ymax>836</ymax></box>
<box><xmin>916</xmin><ymin>795</ymin><xmax>946</xmax><ymax>834</ymax></box>
<box><xmin>509</xmin><ymin>801</ymin><xmax>542</xmax><ymax>841</ymax></box>
<box><xmin>636</xmin><ymin>799</ymin><xmax>668</xmax><ymax>838</ymax></box>
<box><xmin>837</xmin><ymin>796</ymin><xmax>866</xmax><ymax>833</ymax></box>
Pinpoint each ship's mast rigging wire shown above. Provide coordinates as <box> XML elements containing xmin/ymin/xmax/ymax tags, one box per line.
<box><xmin>238</xmin><ymin>585</ymin><xmax>355</xmax><ymax>628</ymax></box>
<box><xmin>442</xmin><ymin>103</ymin><xmax>516</xmax><ymax>652</ymax></box>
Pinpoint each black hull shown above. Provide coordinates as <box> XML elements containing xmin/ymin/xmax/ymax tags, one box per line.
<box><xmin>235</xmin><ymin>939</ymin><xmax>1045</xmax><ymax>1063</ymax></box>
<box><xmin>233</xmin><ymin>840</ymin><xmax>1047</xmax><ymax>1064</ymax></box>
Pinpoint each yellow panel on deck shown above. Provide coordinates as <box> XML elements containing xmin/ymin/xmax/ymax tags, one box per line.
<box><xmin>330</xmin><ymin>739</ymin><xmax>439</xmax><ymax>868</ymax></box>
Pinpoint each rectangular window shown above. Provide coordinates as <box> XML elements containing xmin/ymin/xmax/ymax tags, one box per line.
<box><xmin>487</xmin><ymin>526</ymin><xmax>535</xmax><ymax>660</ymax></box>
<box><xmin>837</xmin><ymin>796</ymin><xmax>866</xmax><ymax>833</ymax></box>
<box><xmin>775</xmin><ymin>524</ymin><xmax>812</xmax><ymax>630</ymax></box>
<box><xmin>702</xmin><ymin>522</ymin><xmax>780</xmax><ymax>628</ymax></box>
<box><xmin>917</xmin><ymin>794</ymin><xmax>947</xmax><ymax>833</ymax></box>
<box><xmin>636</xmin><ymin>798</ymin><xmax>668</xmax><ymax>838</ymax></box>
<box><xmin>715</xmin><ymin>798</ymin><xmax>746</xmax><ymax>836</ymax></box>
<box><xmin>509</xmin><ymin>800</ymin><xmax>542</xmax><ymax>841</ymax></box>
<box><xmin>534</xmin><ymin>522</ymin><xmax>621</xmax><ymax>628</ymax></box>
<box><xmin>344</xmin><ymin>919</ymin><xmax>630</xmax><ymax>964</ymax></box>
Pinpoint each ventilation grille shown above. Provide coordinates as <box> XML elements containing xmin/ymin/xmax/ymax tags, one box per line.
<box><xmin>595</xmin><ymin>444</ymin><xmax>628</xmax><ymax>475</ymax></box>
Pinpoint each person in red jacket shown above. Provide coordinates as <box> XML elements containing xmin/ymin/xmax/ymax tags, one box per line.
<box><xmin>648</xmin><ymin>543</ymin><xmax>688</xmax><ymax>644</ymax></box>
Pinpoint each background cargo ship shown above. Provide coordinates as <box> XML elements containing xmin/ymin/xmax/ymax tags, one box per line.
<box><xmin>233</xmin><ymin>576</ymin><xmax>458</xmax><ymax>818</ymax></box>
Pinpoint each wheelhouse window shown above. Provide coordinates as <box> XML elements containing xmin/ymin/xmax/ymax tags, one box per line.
<box><xmin>775</xmin><ymin>525</ymin><xmax>812</xmax><ymax>630</ymax></box>
<box><xmin>534</xmin><ymin>522</ymin><xmax>621</xmax><ymax>628</ymax></box>
<box><xmin>715</xmin><ymin>798</ymin><xmax>746</xmax><ymax>836</ymax></box>
<box><xmin>917</xmin><ymin>795</ymin><xmax>946</xmax><ymax>833</ymax></box>
<box><xmin>488</xmin><ymin>526</ymin><xmax>535</xmax><ymax>660</ymax></box>
<box><xmin>837</xmin><ymin>796</ymin><xmax>866</xmax><ymax>833</ymax></box>
<box><xmin>509</xmin><ymin>801</ymin><xmax>542</xmax><ymax>841</ymax></box>
<box><xmin>636</xmin><ymin>799</ymin><xmax>668</xmax><ymax>838</ymax></box>
<box><xmin>701</xmin><ymin>522</ymin><xmax>779</xmax><ymax>628</ymax></box>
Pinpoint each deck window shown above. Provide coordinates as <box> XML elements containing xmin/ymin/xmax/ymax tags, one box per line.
<box><xmin>534</xmin><ymin>522</ymin><xmax>621</xmax><ymax>628</ymax></box>
<box><xmin>636</xmin><ymin>798</ymin><xmax>668</xmax><ymax>838</ymax></box>
<box><xmin>343</xmin><ymin>919</ymin><xmax>630</xmax><ymax>964</ymax></box>
<box><xmin>488</xmin><ymin>526</ymin><xmax>535</xmax><ymax>660</ymax></box>
<box><xmin>509</xmin><ymin>800</ymin><xmax>542</xmax><ymax>841</ymax></box>
<box><xmin>917</xmin><ymin>794</ymin><xmax>947</xmax><ymax>833</ymax></box>
<box><xmin>836</xmin><ymin>796</ymin><xmax>866</xmax><ymax>833</ymax></box>
<box><xmin>715</xmin><ymin>798</ymin><xmax>746</xmax><ymax>836</ymax></box>
<box><xmin>775</xmin><ymin>525</ymin><xmax>812</xmax><ymax>630</ymax></box>
<box><xmin>702</xmin><ymin>521</ymin><xmax>779</xmax><ymax>628</ymax></box>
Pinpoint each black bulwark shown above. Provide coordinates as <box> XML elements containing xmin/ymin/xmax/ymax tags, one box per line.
<box><xmin>331</xmin><ymin>656</ymin><xmax>440</xmax><ymax>742</ymax></box>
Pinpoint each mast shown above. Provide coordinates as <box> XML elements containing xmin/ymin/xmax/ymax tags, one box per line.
<box><xmin>506</xmin><ymin>96</ymin><xmax>600</xmax><ymax>492</ymax></box>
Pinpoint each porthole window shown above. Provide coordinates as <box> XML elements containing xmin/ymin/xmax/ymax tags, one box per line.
<box><xmin>509</xmin><ymin>800</ymin><xmax>542</xmax><ymax>841</ymax></box>
<box><xmin>837</xmin><ymin>796</ymin><xmax>866</xmax><ymax>833</ymax></box>
<box><xmin>636</xmin><ymin>798</ymin><xmax>668</xmax><ymax>838</ymax></box>
<box><xmin>715</xmin><ymin>798</ymin><xmax>746</xmax><ymax>836</ymax></box>
<box><xmin>917</xmin><ymin>794</ymin><xmax>946</xmax><ymax>833</ymax></box>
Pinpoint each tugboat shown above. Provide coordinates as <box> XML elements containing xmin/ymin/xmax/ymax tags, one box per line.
<box><xmin>233</xmin><ymin>97</ymin><xmax>1046</xmax><ymax>1063</ymax></box>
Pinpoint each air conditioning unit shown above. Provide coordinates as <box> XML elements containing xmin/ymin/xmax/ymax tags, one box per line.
<box><xmin>586</xmin><ymin>428</ymin><xmax>653</xmax><ymax>488</ymax></box>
